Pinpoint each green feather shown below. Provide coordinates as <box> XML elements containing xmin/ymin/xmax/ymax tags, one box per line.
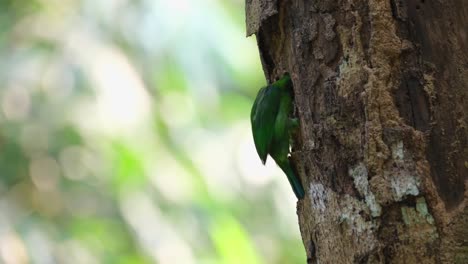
<box><xmin>251</xmin><ymin>86</ymin><xmax>282</xmax><ymax>164</ymax></box>
<box><xmin>250</xmin><ymin>74</ymin><xmax>305</xmax><ymax>199</ymax></box>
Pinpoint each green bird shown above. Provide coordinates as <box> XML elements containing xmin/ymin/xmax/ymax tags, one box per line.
<box><xmin>250</xmin><ymin>73</ymin><xmax>305</xmax><ymax>199</ymax></box>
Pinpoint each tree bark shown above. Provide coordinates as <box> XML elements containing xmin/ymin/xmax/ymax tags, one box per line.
<box><xmin>246</xmin><ymin>0</ymin><xmax>467</xmax><ymax>263</ymax></box>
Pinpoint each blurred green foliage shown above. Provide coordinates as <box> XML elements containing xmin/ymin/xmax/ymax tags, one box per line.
<box><xmin>0</xmin><ymin>0</ymin><xmax>305</xmax><ymax>263</ymax></box>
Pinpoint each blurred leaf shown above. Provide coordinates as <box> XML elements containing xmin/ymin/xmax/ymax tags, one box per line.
<box><xmin>69</xmin><ymin>217</ymin><xmax>145</xmax><ymax>262</ymax></box>
<box><xmin>109</xmin><ymin>142</ymin><xmax>146</xmax><ymax>193</ymax></box>
<box><xmin>49</xmin><ymin>125</ymin><xmax>83</xmax><ymax>154</ymax></box>
<box><xmin>0</xmin><ymin>133</ymin><xmax>28</xmax><ymax>185</ymax></box>
<box><xmin>219</xmin><ymin>92</ymin><xmax>251</xmax><ymax>122</ymax></box>
<box><xmin>212</xmin><ymin>213</ymin><xmax>263</xmax><ymax>264</ymax></box>
<box><xmin>153</xmin><ymin>57</ymin><xmax>189</xmax><ymax>93</ymax></box>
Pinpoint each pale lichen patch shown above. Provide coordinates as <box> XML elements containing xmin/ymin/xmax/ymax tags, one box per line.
<box><xmin>335</xmin><ymin>12</ymin><xmax>366</xmax><ymax>99</ymax></box>
<box><xmin>400</xmin><ymin>197</ymin><xmax>438</xmax><ymax>242</ymax></box>
<box><xmin>338</xmin><ymin>195</ymin><xmax>380</xmax><ymax>254</ymax></box>
<box><xmin>391</xmin><ymin>172</ymin><xmax>420</xmax><ymax>201</ymax></box>
<box><xmin>415</xmin><ymin>197</ymin><xmax>435</xmax><ymax>225</ymax></box>
<box><xmin>309</xmin><ymin>183</ymin><xmax>327</xmax><ymax>213</ymax></box>
<box><xmin>349</xmin><ymin>163</ymin><xmax>382</xmax><ymax>217</ymax></box>
<box><xmin>339</xmin><ymin>195</ymin><xmax>375</xmax><ymax>234</ymax></box>
<box><xmin>391</xmin><ymin>140</ymin><xmax>404</xmax><ymax>161</ymax></box>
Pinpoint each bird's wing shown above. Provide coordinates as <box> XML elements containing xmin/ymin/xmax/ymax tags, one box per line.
<box><xmin>251</xmin><ymin>86</ymin><xmax>282</xmax><ymax>164</ymax></box>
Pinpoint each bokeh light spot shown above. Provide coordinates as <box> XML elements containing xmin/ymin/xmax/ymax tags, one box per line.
<box><xmin>29</xmin><ymin>156</ymin><xmax>60</xmax><ymax>191</ymax></box>
<box><xmin>2</xmin><ymin>87</ymin><xmax>30</xmax><ymax>121</ymax></box>
<box><xmin>59</xmin><ymin>146</ymin><xmax>88</xmax><ymax>181</ymax></box>
<box><xmin>0</xmin><ymin>232</ymin><xmax>29</xmax><ymax>264</ymax></box>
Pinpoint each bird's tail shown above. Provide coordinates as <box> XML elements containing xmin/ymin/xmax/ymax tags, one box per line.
<box><xmin>277</xmin><ymin>160</ymin><xmax>305</xmax><ymax>199</ymax></box>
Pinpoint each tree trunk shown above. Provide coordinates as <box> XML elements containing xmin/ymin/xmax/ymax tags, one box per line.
<box><xmin>246</xmin><ymin>0</ymin><xmax>467</xmax><ymax>263</ymax></box>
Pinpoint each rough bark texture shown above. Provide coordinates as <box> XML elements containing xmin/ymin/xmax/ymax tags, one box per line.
<box><xmin>246</xmin><ymin>0</ymin><xmax>467</xmax><ymax>263</ymax></box>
